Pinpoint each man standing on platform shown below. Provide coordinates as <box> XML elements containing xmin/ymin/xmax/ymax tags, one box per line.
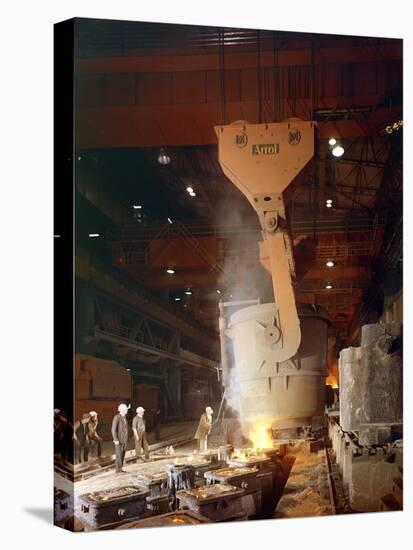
<box><xmin>195</xmin><ymin>406</ymin><xmax>213</xmax><ymax>451</ymax></box>
<box><xmin>74</xmin><ymin>413</ymin><xmax>91</xmax><ymax>464</ymax></box>
<box><xmin>133</xmin><ymin>406</ymin><xmax>150</xmax><ymax>462</ymax></box>
<box><xmin>88</xmin><ymin>411</ymin><xmax>103</xmax><ymax>458</ymax></box>
<box><xmin>111</xmin><ymin>403</ymin><xmax>129</xmax><ymax>473</ymax></box>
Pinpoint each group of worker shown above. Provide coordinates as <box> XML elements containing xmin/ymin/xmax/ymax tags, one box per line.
<box><xmin>54</xmin><ymin>405</ymin><xmax>150</xmax><ymax>468</ymax></box>
<box><xmin>54</xmin><ymin>409</ymin><xmax>75</xmax><ymax>462</ymax></box>
<box><xmin>54</xmin><ymin>403</ymin><xmax>214</xmax><ymax>471</ymax></box>
<box><xmin>73</xmin><ymin>411</ymin><xmax>103</xmax><ymax>464</ymax></box>
<box><xmin>112</xmin><ymin>404</ymin><xmax>214</xmax><ymax>472</ymax></box>
<box><xmin>111</xmin><ymin>404</ymin><xmax>150</xmax><ymax>473</ymax></box>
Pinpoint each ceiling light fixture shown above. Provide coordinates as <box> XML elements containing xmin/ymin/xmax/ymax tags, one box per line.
<box><xmin>88</xmin><ymin>233</ymin><xmax>100</xmax><ymax>238</ymax></box>
<box><xmin>185</xmin><ymin>290</ymin><xmax>192</xmax><ymax>295</ymax></box>
<box><xmin>326</xmin><ymin>260</ymin><xmax>335</xmax><ymax>268</ymax></box>
<box><xmin>158</xmin><ymin>147</ymin><xmax>171</xmax><ymax>165</ymax></box>
<box><xmin>166</xmin><ymin>268</ymin><xmax>175</xmax><ymax>275</ymax></box>
<box><xmin>216</xmin><ymin>290</ymin><xmax>221</xmax><ymax>294</ymax></box>
<box><xmin>174</xmin><ymin>297</ymin><xmax>181</xmax><ymax>302</ymax></box>
<box><xmin>328</xmin><ymin>136</ymin><xmax>345</xmax><ymax>158</ymax></box>
<box><xmin>189</xmin><ymin>191</ymin><xmax>196</xmax><ymax>197</ymax></box>
<box><xmin>133</xmin><ymin>204</ymin><xmax>142</xmax><ymax>209</ymax></box>
<box><xmin>167</xmin><ymin>217</ymin><xmax>173</xmax><ymax>224</ymax></box>
<box><xmin>332</xmin><ymin>145</ymin><xmax>345</xmax><ymax>157</ymax></box>
<box><xmin>326</xmin><ymin>283</ymin><xmax>333</xmax><ymax>289</ymax></box>
<box><xmin>186</xmin><ymin>186</ymin><xmax>194</xmax><ymax>193</ymax></box>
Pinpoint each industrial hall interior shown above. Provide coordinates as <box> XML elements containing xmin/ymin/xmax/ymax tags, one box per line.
<box><xmin>53</xmin><ymin>18</ymin><xmax>403</xmax><ymax>531</ymax></box>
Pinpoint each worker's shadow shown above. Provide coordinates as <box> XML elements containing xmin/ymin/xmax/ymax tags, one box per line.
<box><xmin>23</xmin><ymin>507</ymin><xmax>53</xmax><ymax>525</ymax></box>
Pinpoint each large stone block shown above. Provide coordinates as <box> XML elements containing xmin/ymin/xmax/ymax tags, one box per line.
<box><xmin>339</xmin><ymin>323</ymin><xmax>402</xmax><ymax>434</ymax></box>
<box><xmin>348</xmin><ymin>453</ymin><xmax>399</xmax><ymax>512</ymax></box>
<box><xmin>339</xmin><ymin>346</ymin><xmax>362</xmax><ymax>431</ymax></box>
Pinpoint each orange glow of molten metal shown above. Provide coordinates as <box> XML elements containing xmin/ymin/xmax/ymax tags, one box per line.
<box><xmin>325</xmin><ymin>374</ymin><xmax>338</xmax><ymax>388</ymax></box>
<box><xmin>249</xmin><ymin>422</ymin><xmax>271</xmax><ymax>449</ymax></box>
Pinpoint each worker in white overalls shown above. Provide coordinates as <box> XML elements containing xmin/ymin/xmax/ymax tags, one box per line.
<box><xmin>133</xmin><ymin>406</ymin><xmax>149</xmax><ymax>462</ymax></box>
<box><xmin>194</xmin><ymin>406</ymin><xmax>213</xmax><ymax>451</ymax></box>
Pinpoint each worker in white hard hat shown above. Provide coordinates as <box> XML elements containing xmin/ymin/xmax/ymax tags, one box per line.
<box><xmin>194</xmin><ymin>406</ymin><xmax>213</xmax><ymax>451</ymax></box>
<box><xmin>111</xmin><ymin>404</ymin><xmax>130</xmax><ymax>473</ymax></box>
<box><xmin>132</xmin><ymin>406</ymin><xmax>149</xmax><ymax>462</ymax></box>
<box><xmin>88</xmin><ymin>411</ymin><xmax>103</xmax><ymax>458</ymax></box>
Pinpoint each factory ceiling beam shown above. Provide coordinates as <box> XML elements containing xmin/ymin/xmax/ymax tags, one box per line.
<box><xmin>136</xmin><ymin>265</ymin><xmax>372</xmax><ymax>289</ymax></box>
<box><xmin>76</xmin><ymin>248</ymin><xmax>219</xmax><ymax>347</ymax></box>
<box><xmin>95</xmin><ymin>288</ymin><xmax>183</xmax><ymax>337</ymax></box>
<box><xmin>141</xmin><ymin>271</ymin><xmax>220</xmax><ymax>289</ymax></box>
<box><xmin>74</xmin><ymin>42</ymin><xmax>401</xmax><ymax>73</ymax></box>
<box><xmin>75</xmin><ymin>104</ymin><xmax>399</xmax><ymax>148</ymax></box>
<box><xmin>299</xmin><ymin>266</ymin><xmax>371</xmax><ymax>280</ymax></box>
<box><xmin>113</xmin><ymin>216</ymin><xmax>379</xmax><ymax>240</ymax></box>
<box><xmin>92</xmin><ymin>328</ymin><xmax>219</xmax><ymax>372</ymax></box>
<box><xmin>295</xmin><ymin>289</ymin><xmax>362</xmax><ymax>300</ymax></box>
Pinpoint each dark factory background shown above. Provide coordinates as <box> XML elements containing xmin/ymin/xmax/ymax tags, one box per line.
<box><xmin>53</xmin><ymin>16</ymin><xmax>403</xmax><ymax>531</ymax></box>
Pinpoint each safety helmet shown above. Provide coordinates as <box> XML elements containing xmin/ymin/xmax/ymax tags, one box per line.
<box><xmin>89</xmin><ymin>411</ymin><xmax>97</xmax><ymax>417</ymax></box>
<box><xmin>206</xmin><ymin>406</ymin><xmax>213</xmax><ymax>414</ymax></box>
<box><xmin>118</xmin><ymin>404</ymin><xmax>128</xmax><ymax>412</ymax></box>
<box><xmin>136</xmin><ymin>406</ymin><xmax>145</xmax><ymax>413</ymax></box>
